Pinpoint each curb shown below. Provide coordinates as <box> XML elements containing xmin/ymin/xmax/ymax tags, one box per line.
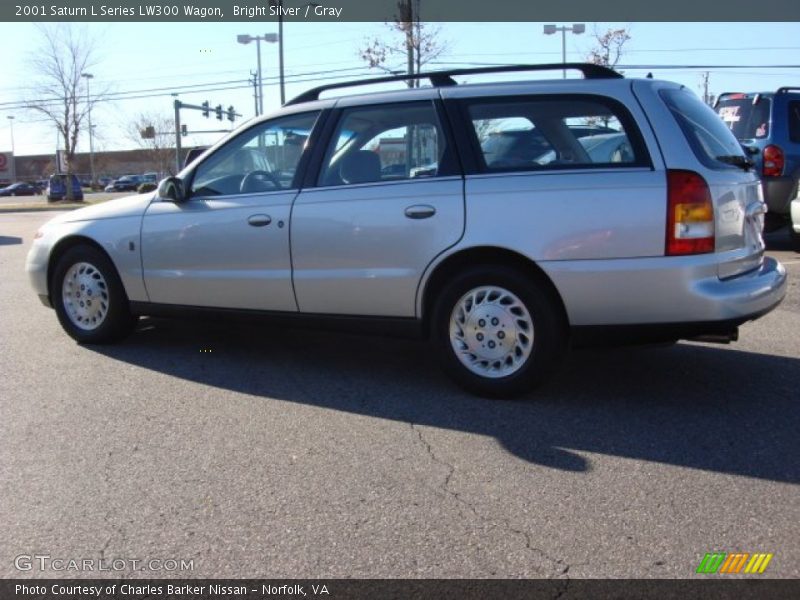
<box><xmin>0</xmin><ymin>203</ymin><xmax>86</xmax><ymax>214</ymax></box>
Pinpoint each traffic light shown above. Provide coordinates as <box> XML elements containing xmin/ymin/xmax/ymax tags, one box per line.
<box><xmin>227</xmin><ymin>106</ymin><xmax>235</xmax><ymax>123</ymax></box>
<box><xmin>181</xmin><ymin>124</ymin><xmax>188</xmax><ymax>137</ymax></box>
<box><xmin>215</xmin><ymin>104</ymin><xmax>223</xmax><ymax>121</ymax></box>
<box><xmin>140</xmin><ymin>125</ymin><xmax>155</xmax><ymax>139</ymax></box>
<box><xmin>201</xmin><ymin>101</ymin><xmax>210</xmax><ymax>118</ymax></box>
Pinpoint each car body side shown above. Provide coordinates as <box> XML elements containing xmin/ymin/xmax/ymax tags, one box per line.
<box><xmin>27</xmin><ymin>78</ymin><xmax>787</xmax><ymax>344</ymax></box>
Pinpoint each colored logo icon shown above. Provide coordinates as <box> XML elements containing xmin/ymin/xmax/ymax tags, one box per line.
<box><xmin>696</xmin><ymin>552</ymin><xmax>773</xmax><ymax>574</ymax></box>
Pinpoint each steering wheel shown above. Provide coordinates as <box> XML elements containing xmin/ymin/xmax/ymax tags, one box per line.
<box><xmin>239</xmin><ymin>170</ymin><xmax>282</xmax><ymax>193</ymax></box>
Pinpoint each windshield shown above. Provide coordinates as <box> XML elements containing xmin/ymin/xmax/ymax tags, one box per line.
<box><xmin>716</xmin><ymin>96</ymin><xmax>771</xmax><ymax>140</ymax></box>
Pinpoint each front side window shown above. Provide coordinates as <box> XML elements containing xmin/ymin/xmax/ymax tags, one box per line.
<box><xmin>318</xmin><ymin>102</ymin><xmax>450</xmax><ymax>187</ymax></box>
<box><xmin>466</xmin><ymin>96</ymin><xmax>647</xmax><ymax>172</ymax></box>
<box><xmin>190</xmin><ymin>111</ymin><xmax>319</xmax><ymax>197</ymax></box>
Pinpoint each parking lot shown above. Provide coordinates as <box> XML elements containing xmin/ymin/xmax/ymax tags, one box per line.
<box><xmin>1</xmin><ymin>210</ymin><xmax>798</xmax><ymax>579</ymax></box>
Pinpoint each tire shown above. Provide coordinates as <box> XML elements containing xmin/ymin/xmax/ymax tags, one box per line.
<box><xmin>51</xmin><ymin>245</ymin><xmax>138</xmax><ymax>343</ymax></box>
<box><xmin>431</xmin><ymin>266</ymin><xmax>568</xmax><ymax>398</ymax></box>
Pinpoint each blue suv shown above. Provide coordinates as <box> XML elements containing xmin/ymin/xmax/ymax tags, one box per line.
<box><xmin>46</xmin><ymin>173</ymin><xmax>84</xmax><ymax>202</ymax></box>
<box><xmin>715</xmin><ymin>88</ymin><xmax>800</xmax><ymax>230</ymax></box>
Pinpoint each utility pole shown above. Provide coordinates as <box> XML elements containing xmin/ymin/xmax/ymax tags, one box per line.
<box><xmin>7</xmin><ymin>116</ymin><xmax>15</xmax><ymax>182</ymax></box>
<box><xmin>250</xmin><ymin>71</ymin><xmax>259</xmax><ymax>117</ymax></box>
<box><xmin>701</xmin><ymin>71</ymin><xmax>711</xmax><ymax>105</ymax></box>
<box><xmin>173</xmin><ymin>98</ymin><xmax>182</xmax><ymax>173</ymax></box>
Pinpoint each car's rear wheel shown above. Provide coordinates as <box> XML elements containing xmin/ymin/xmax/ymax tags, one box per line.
<box><xmin>432</xmin><ymin>266</ymin><xmax>567</xmax><ymax>398</ymax></box>
<box><xmin>51</xmin><ymin>245</ymin><xmax>138</xmax><ymax>343</ymax></box>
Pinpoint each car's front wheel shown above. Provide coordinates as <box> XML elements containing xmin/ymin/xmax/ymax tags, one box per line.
<box><xmin>51</xmin><ymin>245</ymin><xmax>138</xmax><ymax>343</ymax></box>
<box><xmin>432</xmin><ymin>266</ymin><xmax>567</xmax><ymax>398</ymax></box>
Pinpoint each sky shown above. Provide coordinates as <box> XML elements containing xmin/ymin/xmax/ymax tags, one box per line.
<box><xmin>0</xmin><ymin>21</ymin><xmax>798</xmax><ymax>159</ymax></box>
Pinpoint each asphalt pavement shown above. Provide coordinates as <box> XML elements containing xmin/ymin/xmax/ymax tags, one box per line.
<box><xmin>1</xmin><ymin>211</ymin><xmax>798</xmax><ymax>580</ymax></box>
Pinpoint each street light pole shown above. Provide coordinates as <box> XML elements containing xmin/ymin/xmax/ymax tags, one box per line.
<box><xmin>237</xmin><ymin>33</ymin><xmax>279</xmax><ymax>116</ymax></box>
<box><xmin>277</xmin><ymin>1</ymin><xmax>285</xmax><ymax>105</ymax></box>
<box><xmin>81</xmin><ymin>73</ymin><xmax>96</xmax><ymax>188</ymax></box>
<box><xmin>543</xmin><ymin>23</ymin><xmax>585</xmax><ymax>78</ymax></box>
<box><xmin>7</xmin><ymin>116</ymin><xmax>15</xmax><ymax>183</ymax></box>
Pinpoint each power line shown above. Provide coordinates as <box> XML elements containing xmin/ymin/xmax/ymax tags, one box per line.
<box><xmin>0</xmin><ymin>66</ymin><xmax>377</xmax><ymax>112</ymax></box>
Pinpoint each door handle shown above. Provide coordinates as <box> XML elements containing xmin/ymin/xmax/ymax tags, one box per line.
<box><xmin>404</xmin><ymin>205</ymin><xmax>436</xmax><ymax>219</ymax></box>
<box><xmin>247</xmin><ymin>214</ymin><xmax>272</xmax><ymax>227</ymax></box>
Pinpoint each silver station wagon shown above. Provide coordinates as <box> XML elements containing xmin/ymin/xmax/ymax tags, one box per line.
<box><xmin>26</xmin><ymin>64</ymin><xmax>787</xmax><ymax>397</ymax></box>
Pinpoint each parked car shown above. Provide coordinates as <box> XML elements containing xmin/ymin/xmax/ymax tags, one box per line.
<box><xmin>26</xmin><ymin>64</ymin><xmax>787</xmax><ymax>397</ymax></box>
<box><xmin>480</xmin><ymin>124</ymin><xmax>618</xmax><ymax>170</ymax></box>
<box><xmin>791</xmin><ymin>193</ymin><xmax>800</xmax><ymax>250</ymax></box>
<box><xmin>534</xmin><ymin>132</ymin><xmax>635</xmax><ymax>165</ymax></box>
<box><xmin>715</xmin><ymin>88</ymin><xmax>800</xmax><ymax>231</ymax></box>
<box><xmin>109</xmin><ymin>175</ymin><xmax>144</xmax><ymax>192</ymax></box>
<box><xmin>46</xmin><ymin>174</ymin><xmax>83</xmax><ymax>202</ymax></box>
<box><xmin>0</xmin><ymin>182</ymin><xmax>41</xmax><ymax>196</ymax></box>
<box><xmin>183</xmin><ymin>147</ymin><xmax>209</xmax><ymax>168</ymax></box>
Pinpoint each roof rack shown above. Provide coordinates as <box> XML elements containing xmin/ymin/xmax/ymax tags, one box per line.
<box><xmin>285</xmin><ymin>63</ymin><xmax>622</xmax><ymax>106</ymax></box>
<box><xmin>777</xmin><ymin>87</ymin><xmax>800</xmax><ymax>94</ymax></box>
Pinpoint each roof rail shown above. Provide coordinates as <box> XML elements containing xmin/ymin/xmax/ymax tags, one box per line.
<box><xmin>285</xmin><ymin>63</ymin><xmax>622</xmax><ymax>106</ymax></box>
<box><xmin>777</xmin><ymin>87</ymin><xmax>800</xmax><ymax>94</ymax></box>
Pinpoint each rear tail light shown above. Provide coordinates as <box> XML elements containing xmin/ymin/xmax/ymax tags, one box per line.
<box><xmin>762</xmin><ymin>145</ymin><xmax>784</xmax><ymax>177</ymax></box>
<box><xmin>666</xmin><ymin>170</ymin><xmax>715</xmax><ymax>255</ymax></box>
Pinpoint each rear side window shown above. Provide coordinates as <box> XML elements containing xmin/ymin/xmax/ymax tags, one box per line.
<box><xmin>464</xmin><ymin>95</ymin><xmax>648</xmax><ymax>173</ymax></box>
<box><xmin>716</xmin><ymin>95</ymin><xmax>771</xmax><ymax>139</ymax></box>
<box><xmin>789</xmin><ymin>101</ymin><xmax>800</xmax><ymax>143</ymax></box>
<box><xmin>661</xmin><ymin>88</ymin><xmax>748</xmax><ymax>170</ymax></box>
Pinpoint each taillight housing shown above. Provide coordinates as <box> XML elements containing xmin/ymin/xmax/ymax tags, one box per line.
<box><xmin>762</xmin><ymin>144</ymin><xmax>784</xmax><ymax>177</ymax></box>
<box><xmin>666</xmin><ymin>170</ymin><xmax>715</xmax><ymax>256</ymax></box>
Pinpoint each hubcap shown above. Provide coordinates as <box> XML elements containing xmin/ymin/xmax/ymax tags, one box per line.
<box><xmin>62</xmin><ymin>262</ymin><xmax>109</xmax><ymax>331</ymax></box>
<box><xmin>449</xmin><ymin>286</ymin><xmax>534</xmax><ymax>378</ymax></box>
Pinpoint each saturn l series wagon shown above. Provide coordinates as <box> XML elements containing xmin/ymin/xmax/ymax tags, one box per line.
<box><xmin>26</xmin><ymin>64</ymin><xmax>787</xmax><ymax>397</ymax></box>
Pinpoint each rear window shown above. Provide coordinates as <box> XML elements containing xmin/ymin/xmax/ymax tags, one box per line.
<box><xmin>661</xmin><ymin>88</ymin><xmax>747</xmax><ymax>170</ymax></box>
<box><xmin>715</xmin><ymin>96</ymin><xmax>772</xmax><ymax>139</ymax></box>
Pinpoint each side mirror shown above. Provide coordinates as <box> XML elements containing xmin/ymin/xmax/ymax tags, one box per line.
<box><xmin>157</xmin><ymin>177</ymin><xmax>186</xmax><ymax>203</ymax></box>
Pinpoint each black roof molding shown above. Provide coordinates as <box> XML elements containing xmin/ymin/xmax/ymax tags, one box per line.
<box><xmin>286</xmin><ymin>63</ymin><xmax>622</xmax><ymax>106</ymax></box>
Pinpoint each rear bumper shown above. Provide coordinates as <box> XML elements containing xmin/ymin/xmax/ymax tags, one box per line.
<box><xmin>570</xmin><ymin>258</ymin><xmax>786</xmax><ymax>346</ymax></box>
<box><xmin>546</xmin><ymin>255</ymin><xmax>787</xmax><ymax>327</ymax></box>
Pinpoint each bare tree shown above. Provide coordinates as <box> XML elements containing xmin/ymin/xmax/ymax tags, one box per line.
<box><xmin>586</xmin><ymin>27</ymin><xmax>631</xmax><ymax>71</ymax></box>
<box><xmin>359</xmin><ymin>0</ymin><xmax>447</xmax><ymax>87</ymax></box>
<box><xmin>125</xmin><ymin>113</ymin><xmax>177</xmax><ymax>177</ymax></box>
<box><xmin>25</xmin><ymin>25</ymin><xmax>105</xmax><ymax>201</ymax></box>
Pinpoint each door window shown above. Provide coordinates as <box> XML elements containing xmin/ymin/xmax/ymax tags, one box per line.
<box><xmin>318</xmin><ymin>102</ymin><xmax>452</xmax><ymax>187</ymax></box>
<box><xmin>190</xmin><ymin>111</ymin><xmax>319</xmax><ymax>197</ymax></box>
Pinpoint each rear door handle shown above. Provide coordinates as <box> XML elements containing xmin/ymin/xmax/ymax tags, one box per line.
<box><xmin>247</xmin><ymin>214</ymin><xmax>272</xmax><ymax>227</ymax></box>
<box><xmin>404</xmin><ymin>205</ymin><xmax>436</xmax><ymax>219</ymax></box>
